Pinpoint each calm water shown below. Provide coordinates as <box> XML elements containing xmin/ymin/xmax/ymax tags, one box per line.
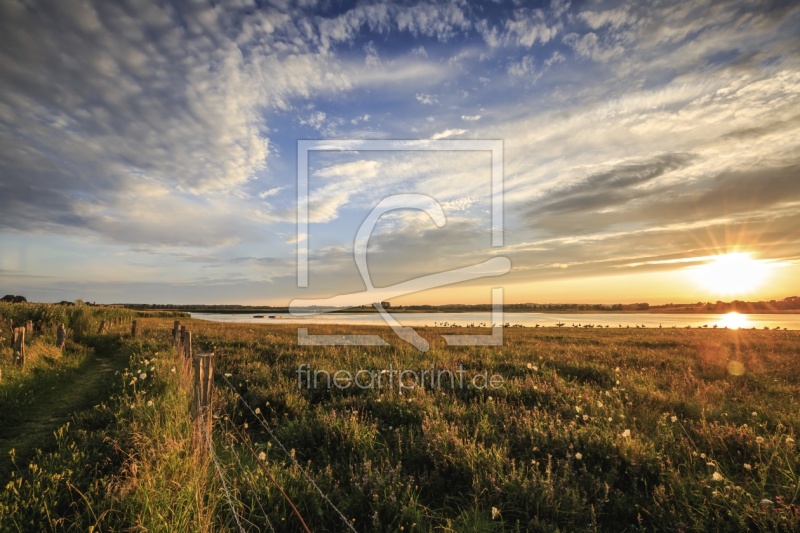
<box><xmin>191</xmin><ymin>312</ymin><xmax>800</xmax><ymax>330</ymax></box>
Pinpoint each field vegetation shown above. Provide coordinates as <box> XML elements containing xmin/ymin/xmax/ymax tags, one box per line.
<box><xmin>0</xmin><ymin>311</ymin><xmax>798</xmax><ymax>531</ymax></box>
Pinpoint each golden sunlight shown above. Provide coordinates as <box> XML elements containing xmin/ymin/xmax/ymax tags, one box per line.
<box><xmin>689</xmin><ymin>253</ymin><xmax>772</xmax><ymax>296</ymax></box>
<box><xmin>717</xmin><ymin>312</ymin><xmax>751</xmax><ymax>330</ymax></box>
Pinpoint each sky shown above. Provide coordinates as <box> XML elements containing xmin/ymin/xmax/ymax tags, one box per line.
<box><xmin>1</xmin><ymin>0</ymin><xmax>799</xmax><ymax>306</ymax></box>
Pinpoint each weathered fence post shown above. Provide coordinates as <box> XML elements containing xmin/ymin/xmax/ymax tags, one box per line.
<box><xmin>97</xmin><ymin>320</ymin><xmax>106</xmax><ymax>334</ymax></box>
<box><xmin>56</xmin><ymin>323</ymin><xmax>66</xmax><ymax>350</ymax></box>
<box><xmin>10</xmin><ymin>325</ymin><xmax>16</xmax><ymax>348</ymax></box>
<box><xmin>172</xmin><ymin>321</ymin><xmax>181</xmax><ymax>345</ymax></box>
<box><xmin>25</xmin><ymin>320</ymin><xmax>33</xmax><ymax>335</ymax></box>
<box><xmin>131</xmin><ymin>319</ymin><xmax>138</xmax><ymax>339</ymax></box>
<box><xmin>13</xmin><ymin>327</ymin><xmax>25</xmax><ymax>367</ymax></box>
<box><xmin>193</xmin><ymin>353</ymin><xmax>214</xmax><ymax>459</ymax></box>
<box><xmin>183</xmin><ymin>330</ymin><xmax>192</xmax><ymax>360</ymax></box>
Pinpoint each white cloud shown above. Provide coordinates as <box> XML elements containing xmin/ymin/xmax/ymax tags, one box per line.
<box><xmin>431</xmin><ymin>128</ymin><xmax>468</xmax><ymax>140</ymax></box>
<box><xmin>416</xmin><ymin>93</ymin><xmax>439</xmax><ymax>105</ymax></box>
<box><xmin>461</xmin><ymin>115</ymin><xmax>482</xmax><ymax>121</ymax></box>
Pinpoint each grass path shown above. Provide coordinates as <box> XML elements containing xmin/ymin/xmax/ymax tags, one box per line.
<box><xmin>0</xmin><ymin>335</ymin><xmax>129</xmax><ymax>473</ymax></box>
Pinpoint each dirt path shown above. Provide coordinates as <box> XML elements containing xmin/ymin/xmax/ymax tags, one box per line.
<box><xmin>0</xmin><ymin>337</ymin><xmax>128</xmax><ymax>473</ymax></box>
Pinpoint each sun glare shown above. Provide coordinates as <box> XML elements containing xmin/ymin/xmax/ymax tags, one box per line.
<box><xmin>717</xmin><ymin>312</ymin><xmax>750</xmax><ymax>330</ymax></box>
<box><xmin>689</xmin><ymin>253</ymin><xmax>772</xmax><ymax>296</ymax></box>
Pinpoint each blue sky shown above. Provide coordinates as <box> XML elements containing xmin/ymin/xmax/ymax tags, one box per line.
<box><xmin>1</xmin><ymin>0</ymin><xmax>799</xmax><ymax>305</ymax></box>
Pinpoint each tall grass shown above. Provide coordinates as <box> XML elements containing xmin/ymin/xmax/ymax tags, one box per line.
<box><xmin>1</xmin><ymin>316</ymin><xmax>798</xmax><ymax>531</ymax></box>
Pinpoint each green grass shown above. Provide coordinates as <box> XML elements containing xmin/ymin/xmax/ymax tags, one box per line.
<box><xmin>1</xmin><ymin>316</ymin><xmax>799</xmax><ymax>531</ymax></box>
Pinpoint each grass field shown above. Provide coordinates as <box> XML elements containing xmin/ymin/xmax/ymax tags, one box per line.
<box><xmin>1</xmin><ymin>315</ymin><xmax>799</xmax><ymax>531</ymax></box>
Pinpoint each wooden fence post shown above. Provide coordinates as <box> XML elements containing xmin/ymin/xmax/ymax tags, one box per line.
<box><xmin>183</xmin><ymin>330</ymin><xmax>192</xmax><ymax>360</ymax></box>
<box><xmin>173</xmin><ymin>321</ymin><xmax>180</xmax><ymax>345</ymax></box>
<box><xmin>25</xmin><ymin>320</ymin><xmax>33</xmax><ymax>336</ymax></box>
<box><xmin>131</xmin><ymin>319</ymin><xmax>138</xmax><ymax>339</ymax></box>
<box><xmin>56</xmin><ymin>323</ymin><xmax>66</xmax><ymax>350</ymax></box>
<box><xmin>97</xmin><ymin>320</ymin><xmax>106</xmax><ymax>334</ymax></box>
<box><xmin>14</xmin><ymin>327</ymin><xmax>25</xmax><ymax>367</ymax></box>
<box><xmin>10</xmin><ymin>326</ymin><xmax>16</xmax><ymax>348</ymax></box>
<box><xmin>193</xmin><ymin>353</ymin><xmax>214</xmax><ymax>459</ymax></box>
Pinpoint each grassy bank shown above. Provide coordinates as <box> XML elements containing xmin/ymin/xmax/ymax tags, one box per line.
<box><xmin>1</xmin><ymin>316</ymin><xmax>799</xmax><ymax>531</ymax></box>
<box><xmin>191</xmin><ymin>319</ymin><xmax>800</xmax><ymax>531</ymax></box>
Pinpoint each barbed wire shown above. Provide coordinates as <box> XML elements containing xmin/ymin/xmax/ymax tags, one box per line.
<box><xmin>217</xmin><ymin>371</ymin><xmax>358</xmax><ymax>533</ymax></box>
<box><xmin>203</xmin><ymin>421</ymin><xmax>247</xmax><ymax>533</ymax></box>
<box><xmin>221</xmin><ymin>412</ymin><xmax>278</xmax><ymax>533</ymax></box>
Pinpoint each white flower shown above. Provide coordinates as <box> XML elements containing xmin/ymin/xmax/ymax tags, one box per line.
<box><xmin>785</xmin><ymin>437</ymin><xmax>795</xmax><ymax>444</ymax></box>
<box><xmin>752</xmin><ymin>411</ymin><xmax>758</xmax><ymax>417</ymax></box>
<box><xmin>711</xmin><ymin>472</ymin><xmax>724</xmax><ymax>482</ymax></box>
<box><xmin>147</xmin><ymin>400</ymin><xmax>154</xmax><ymax>407</ymax></box>
<box><xmin>614</xmin><ymin>367</ymin><xmax>620</xmax><ymax>372</ymax></box>
<box><xmin>139</xmin><ymin>373</ymin><xmax>147</xmax><ymax>380</ymax></box>
<box><xmin>700</xmin><ymin>453</ymin><xmax>707</xmax><ymax>459</ymax></box>
<box><xmin>255</xmin><ymin>407</ymin><xmax>261</xmax><ymax>415</ymax></box>
<box><xmin>744</xmin><ymin>463</ymin><xmax>752</xmax><ymax>471</ymax></box>
<box><xmin>574</xmin><ymin>452</ymin><xmax>583</xmax><ymax>460</ymax></box>
<box><xmin>487</xmin><ymin>396</ymin><xmax>493</xmax><ymax>402</ymax></box>
<box><xmin>170</xmin><ymin>367</ymin><xmax>176</xmax><ymax>373</ymax></box>
<box><xmin>575</xmin><ymin>406</ymin><xmax>582</xmax><ymax>413</ymax></box>
<box><xmin>491</xmin><ymin>507</ymin><xmax>501</xmax><ymax>520</ymax></box>
<box><xmin>583</xmin><ymin>414</ymin><xmax>589</xmax><ymax>421</ymax></box>
<box><xmin>129</xmin><ymin>379</ymin><xmax>136</xmax><ymax>385</ymax></box>
<box><xmin>760</xmin><ymin>499</ymin><xmax>774</xmax><ymax>506</ymax></box>
<box><xmin>671</xmin><ymin>416</ymin><xmax>678</xmax><ymax>423</ymax></box>
<box><xmin>224</xmin><ymin>373</ymin><xmax>232</xmax><ymax>378</ymax></box>
<box><xmin>756</xmin><ymin>436</ymin><xmax>765</xmax><ymax>444</ymax></box>
<box><xmin>597</xmin><ymin>401</ymin><xmax>604</xmax><ymax>408</ymax></box>
<box><xmin>526</xmin><ymin>362</ymin><xmax>533</xmax><ymax>369</ymax></box>
<box><xmin>258</xmin><ymin>451</ymin><xmax>266</xmax><ymax>461</ymax></box>
<box><xmin>621</xmin><ymin>429</ymin><xmax>631</xmax><ymax>438</ymax></box>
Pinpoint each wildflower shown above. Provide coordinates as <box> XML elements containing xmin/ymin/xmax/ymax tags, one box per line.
<box><xmin>139</xmin><ymin>373</ymin><xmax>147</xmax><ymax>380</ymax></box>
<box><xmin>224</xmin><ymin>373</ymin><xmax>232</xmax><ymax>378</ymax></box>
<box><xmin>752</xmin><ymin>411</ymin><xmax>758</xmax><ymax>417</ymax></box>
<box><xmin>244</xmin><ymin>422</ymin><xmax>249</xmax><ymax>429</ymax></box>
<box><xmin>671</xmin><ymin>416</ymin><xmax>678</xmax><ymax>423</ymax></box>
<box><xmin>760</xmin><ymin>499</ymin><xmax>774</xmax><ymax>507</ymax></box>
<box><xmin>129</xmin><ymin>378</ymin><xmax>136</xmax><ymax>385</ymax></box>
<box><xmin>786</xmin><ymin>437</ymin><xmax>795</xmax><ymax>444</ymax></box>
<box><xmin>487</xmin><ymin>396</ymin><xmax>493</xmax><ymax>402</ymax></box>
<box><xmin>491</xmin><ymin>507</ymin><xmax>501</xmax><ymax>520</ymax></box>
<box><xmin>574</xmin><ymin>452</ymin><xmax>583</xmax><ymax>460</ymax></box>
<box><xmin>147</xmin><ymin>400</ymin><xmax>153</xmax><ymax>407</ymax></box>
<box><xmin>744</xmin><ymin>463</ymin><xmax>752</xmax><ymax>471</ymax></box>
<box><xmin>575</xmin><ymin>406</ymin><xmax>582</xmax><ymax>413</ymax></box>
<box><xmin>701</xmin><ymin>453</ymin><xmax>707</xmax><ymax>459</ymax></box>
<box><xmin>583</xmin><ymin>414</ymin><xmax>589</xmax><ymax>421</ymax></box>
<box><xmin>526</xmin><ymin>362</ymin><xmax>533</xmax><ymax>369</ymax></box>
<box><xmin>608</xmin><ymin>417</ymin><xmax>613</xmax><ymax>422</ymax></box>
<box><xmin>170</xmin><ymin>367</ymin><xmax>176</xmax><ymax>373</ymax></box>
<box><xmin>756</xmin><ymin>436</ymin><xmax>765</xmax><ymax>444</ymax></box>
<box><xmin>711</xmin><ymin>472</ymin><xmax>724</xmax><ymax>482</ymax></box>
<box><xmin>614</xmin><ymin>367</ymin><xmax>620</xmax><ymax>372</ymax></box>
<box><xmin>621</xmin><ymin>429</ymin><xmax>631</xmax><ymax>438</ymax></box>
<box><xmin>258</xmin><ymin>451</ymin><xmax>266</xmax><ymax>461</ymax></box>
<box><xmin>597</xmin><ymin>401</ymin><xmax>604</xmax><ymax>408</ymax></box>
<box><xmin>255</xmin><ymin>407</ymin><xmax>261</xmax><ymax>415</ymax></box>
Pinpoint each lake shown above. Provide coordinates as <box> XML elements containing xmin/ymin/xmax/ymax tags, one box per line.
<box><xmin>191</xmin><ymin>311</ymin><xmax>800</xmax><ymax>330</ymax></box>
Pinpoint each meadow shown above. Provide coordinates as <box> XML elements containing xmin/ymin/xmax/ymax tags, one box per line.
<box><xmin>1</xmin><ymin>312</ymin><xmax>799</xmax><ymax>531</ymax></box>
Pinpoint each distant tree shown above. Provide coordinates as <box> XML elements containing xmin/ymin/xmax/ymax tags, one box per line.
<box><xmin>11</xmin><ymin>295</ymin><xmax>27</xmax><ymax>303</ymax></box>
<box><xmin>1</xmin><ymin>295</ymin><xmax>14</xmax><ymax>302</ymax></box>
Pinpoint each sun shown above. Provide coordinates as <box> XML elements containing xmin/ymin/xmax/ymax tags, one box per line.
<box><xmin>689</xmin><ymin>253</ymin><xmax>772</xmax><ymax>296</ymax></box>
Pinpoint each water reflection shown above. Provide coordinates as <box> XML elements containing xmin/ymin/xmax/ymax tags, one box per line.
<box><xmin>716</xmin><ymin>312</ymin><xmax>751</xmax><ymax>330</ymax></box>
